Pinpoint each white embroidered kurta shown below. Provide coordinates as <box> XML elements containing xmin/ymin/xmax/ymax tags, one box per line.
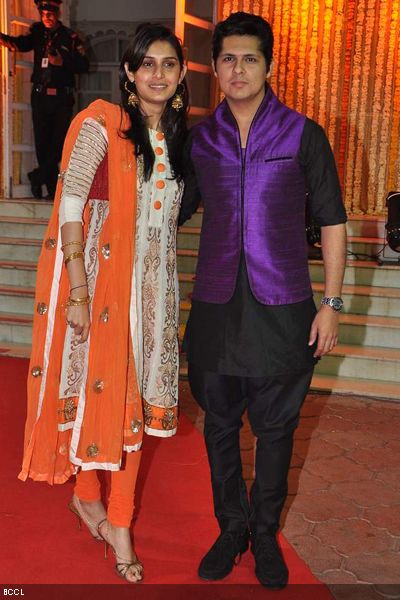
<box><xmin>60</xmin><ymin>118</ymin><xmax>182</xmax><ymax>439</ymax></box>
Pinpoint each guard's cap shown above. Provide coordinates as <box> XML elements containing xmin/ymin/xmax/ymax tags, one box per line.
<box><xmin>35</xmin><ymin>0</ymin><xmax>62</xmax><ymax>12</ymax></box>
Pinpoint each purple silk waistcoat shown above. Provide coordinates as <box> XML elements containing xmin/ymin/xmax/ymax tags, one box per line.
<box><xmin>191</xmin><ymin>86</ymin><xmax>312</xmax><ymax>305</ymax></box>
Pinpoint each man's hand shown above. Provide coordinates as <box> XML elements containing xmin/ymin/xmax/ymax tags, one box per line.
<box><xmin>308</xmin><ymin>305</ymin><xmax>340</xmax><ymax>357</ymax></box>
<box><xmin>48</xmin><ymin>50</ymin><xmax>63</xmax><ymax>66</ymax></box>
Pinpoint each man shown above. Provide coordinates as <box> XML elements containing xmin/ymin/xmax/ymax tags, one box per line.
<box><xmin>180</xmin><ymin>12</ymin><xmax>347</xmax><ymax>589</ymax></box>
<box><xmin>0</xmin><ymin>0</ymin><xmax>89</xmax><ymax>199</ymax></box>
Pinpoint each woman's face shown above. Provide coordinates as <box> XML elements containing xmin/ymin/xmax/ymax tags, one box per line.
<box><xmin>125</xmin><ymin>40</ymin><xmax>186</xmax><ymax>112</ymax></box>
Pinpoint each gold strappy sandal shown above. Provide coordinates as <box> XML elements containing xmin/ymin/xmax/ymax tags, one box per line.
<box><xmin>68</xmin><ymin>495</ymin><xmax>104</xmax><ymax>541</ymax></box>
<box><xmin>97</xmin><ymin>518</ymin><xmax>143</xmax><ymax>583</ymax></box>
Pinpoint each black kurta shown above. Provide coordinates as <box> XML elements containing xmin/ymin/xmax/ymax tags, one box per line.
<box><xmin>180</xmin><ymin>118</ymin><xmax>347</xmax><ymax>377</ymax></box>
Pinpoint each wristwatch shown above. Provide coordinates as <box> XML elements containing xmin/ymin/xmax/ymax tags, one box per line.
<box><xmin>321</xmin><ymin>296</ymin><xmax>344</xmax><ymax>312</ymax></box>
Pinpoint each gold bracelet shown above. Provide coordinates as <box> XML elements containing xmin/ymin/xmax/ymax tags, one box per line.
<box><xmin>64</xmin><ymin>251</ymin><xmax>84</xmax><ymax>266</ymax></box>
<box><xmin>66</xmin><ymin>296</ymin><xmax>91</xmax><ymax>307</ymax></box>
<box><xmin>61</xmin><ymin>241</ymin><xmax>83</xmax><ymax>252</ymax></box>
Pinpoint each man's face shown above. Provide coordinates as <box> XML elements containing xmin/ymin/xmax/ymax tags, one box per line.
<box><xmin>40</xmin><ymin>10</ymin><xmax>59</xmax><ymax>29</ymax></box>
<box><xmin>214</xmin><ymin>35</ymin><xmax>270</xmax><ymax>104</ymax></box>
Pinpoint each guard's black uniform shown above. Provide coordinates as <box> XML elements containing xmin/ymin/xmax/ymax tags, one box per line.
<box><xmin>1</xmin><ymin>22</ymin><xmax>88</xmax><ymax>198</ymax></box>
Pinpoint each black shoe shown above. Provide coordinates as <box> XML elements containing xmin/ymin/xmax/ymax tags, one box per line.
<box><xmin>251</xmin><ymin>535</ymin><xmax>289</xmax><ymax>589</ymax></box>
<box><xmin>198</xmin><ymin>529</ymin><xmax>249</xmax><ymax>581</ymax></box>
<box><xmin>28</xmin><ymin>171</ymin><xmax>42</xmax><ymax>199</ymax></box>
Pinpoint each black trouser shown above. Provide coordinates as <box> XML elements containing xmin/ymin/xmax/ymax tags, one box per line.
<box><xmin>31</xmin><ymin>89</ymin><xmax>74</xmax><ymax>197</ymax></box>
<box><xmin>188</xmin><ymin>364</ymin><xmax>314</xmax><ymax>537</ymax></box>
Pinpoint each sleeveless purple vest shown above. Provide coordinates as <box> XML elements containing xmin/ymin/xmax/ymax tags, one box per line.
<box><xmin>191</xmin><ymin>86</ymin><xmax>312</xmax><ymax>305</ymax></box>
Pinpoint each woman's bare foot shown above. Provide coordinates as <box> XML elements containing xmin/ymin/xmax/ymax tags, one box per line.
<box><xmin>98</xmin><ymin>519</ymin><xmax>143</xmax><ymax>583</ymax></box>
<box><xmin>69</xmin><ymin>495</ymin><xmax>107</xmax><ymax>540</ymax></box>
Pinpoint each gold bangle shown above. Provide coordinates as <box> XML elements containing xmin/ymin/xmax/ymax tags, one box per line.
<box><xmin>64</xmin><ymin>251</ymin><xmax>84</xmax><ymax>266</ymax></box>
<box><xmin>61</xmin><ymin>241</ymin><xmax>83</xmax><ymax>251</ymax></box>
<box><xmin>66</xmin><ymin>296</ymin><xmax>91</xmax><ymax>307</ymax></box>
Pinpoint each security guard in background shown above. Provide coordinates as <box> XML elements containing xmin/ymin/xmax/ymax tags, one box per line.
<box><xmin>0</xmin><ymin>0</ymin><xmax>89</xmax><ymax>199</ymax></box>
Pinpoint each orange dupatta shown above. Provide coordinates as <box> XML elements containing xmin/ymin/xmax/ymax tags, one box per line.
<box><xmin>19</xmin><ymin>100</ymin><xmax>138</xmax><ymax>484</ymax></box>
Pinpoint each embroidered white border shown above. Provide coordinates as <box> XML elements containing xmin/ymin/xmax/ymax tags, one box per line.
<box><xmin>144</xmin><ymin>425</ymin><xmax>177</xmax><ymax>438</ymax></box>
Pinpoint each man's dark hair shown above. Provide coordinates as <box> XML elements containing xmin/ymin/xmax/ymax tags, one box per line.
<box><xmin>212</xmin><ymin>12</ymin><xmax>273</xmax><ymax>69</ymax></box>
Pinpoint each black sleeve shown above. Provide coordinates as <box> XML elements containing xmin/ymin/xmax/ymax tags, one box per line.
<box><xmin>300</xmin><ymin>118</ymin><xmax>347</xmax><ymax>226</ymax></box>
<box><xmin>0</xmin><ymin>28</ymin><xmax>34</xmax><ymax>52</ymax></box>
<box><xmin>57</xmin><ymin>31</ymin><xmax>89</xmax><ymax>74</ymax></box>
<box><xmin>178</xmin><ymin>129</ymin><xmax>202</xmax><ymax>226</ymax></box>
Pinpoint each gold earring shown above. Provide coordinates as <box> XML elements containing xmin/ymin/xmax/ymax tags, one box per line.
<box><xmin>124</xmin><ymin>80</ymin><xmax>139</xmax><ymax>107</ymax></box>
<box><xmin>171</xmin><ymin>84</ymin><xmax>184</xmax><ymax>111</ymax></box>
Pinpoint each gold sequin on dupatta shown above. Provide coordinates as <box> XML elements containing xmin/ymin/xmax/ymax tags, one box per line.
<box><xmin>86</xmin><ymin>443</ymin><xmax>99</xmax><ymax>458</ymax></box>
<box><xmin>45</xmin><ymin>238</ymin><xmax>56</xmax><ymax>250</ymax></box>
<box><xmin>93</xmin><ymin>379</ymin><xmax>104</xmax><ymax>393</ymax></box>
<box><xmin>101</xmin><ymin>243</ymin><xmax>110</xmax><ymax>259</ymax></box>
<box><xmin>37</xmin><ymin>302</ymin><xmax>48</xmax><ymax>315</ymax></box>
<box><xmin>99</xmin><ymin>307</ymin><xmax>109</xmax><ymax>323</ymax></box>
<box><xmin>130</xmin><ymin>419</ymin><xmax>142</xmax><ymax>434</ymax></box>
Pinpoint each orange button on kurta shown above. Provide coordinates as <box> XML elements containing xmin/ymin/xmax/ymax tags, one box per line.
<box><xmin>156</xmin><ymin>180</ymin><xmax>165</xmax><ymax>189</ymax></box>
<box><xmin>157</xmin><ymin>163</ymin><xmax>166</xmax><ymax>172</ymax></box>
<box><xmin>156</xmin><ymin>132</ymin><xmax>164</xmax><ymax>141</ymax></box>
<box><xmin>155</xmin><ymin>147</ymin><xmax>164</xmax><ymax>155</ymax></box>
<box><xmin>154</xmin><ymin>200</ymin><xmax>162</xmax><ymax>210</ymax></box>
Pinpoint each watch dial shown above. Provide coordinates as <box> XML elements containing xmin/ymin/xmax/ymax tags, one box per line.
<box><xmin>332</xmin><ymin>298</ymin><xmax>343</xmax><ymax>310</ymax></box>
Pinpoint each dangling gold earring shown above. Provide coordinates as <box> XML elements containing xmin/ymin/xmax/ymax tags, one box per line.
<box><xmin>124</xmin><ymin>80</ymin><xmax>139</xmax><ymax>107</ymax></box>
<box><xmin>171</xmin><ymin>83</ymin><xmax>184</xmax><ymax>111</ymax></box>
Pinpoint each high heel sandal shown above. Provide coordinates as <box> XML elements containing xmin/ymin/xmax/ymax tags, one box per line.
<box><xmin>97</xmin><ymin>518</ymin><xmax>143</xmax><ymax>583</ymax></box>
<box><xmin>68</xmin><ymin>496</ymin><xmax>104</xmax><ymax>541</ymax></box>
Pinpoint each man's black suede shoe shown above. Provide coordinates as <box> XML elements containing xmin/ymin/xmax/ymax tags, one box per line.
<box><xmin>198</xmin><ymin>530</ymin><xmax>250</xmax><ymax>580</ymax></box>
<box><xmin>251</xmin><ymin>535</ymin><xmax>289</xmax><ymax>589</ymax></box>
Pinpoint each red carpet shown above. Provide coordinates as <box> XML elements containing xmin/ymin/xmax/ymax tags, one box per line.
<box><xmin>0</xmin><ymin>357</ymin><xmax>332</xmax><ymax>597</ymax></box>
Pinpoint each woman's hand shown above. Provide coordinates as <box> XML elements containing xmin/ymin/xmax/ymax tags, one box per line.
<box><xmin>65</xmin><ymin>304</ymin><xmax>91</xmax><ymax>343</ymax></box>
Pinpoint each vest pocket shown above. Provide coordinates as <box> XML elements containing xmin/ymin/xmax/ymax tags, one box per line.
<box><xmin>264</xmin><ymin>156</ymin><xmax>294</xmax><ymax>162</ymax></box>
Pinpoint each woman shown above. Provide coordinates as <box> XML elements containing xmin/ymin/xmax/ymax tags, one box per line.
<box><xmin>19</xmin><ymin>24</ymin><xmax>188</xmax><ymax>583</ymax></box>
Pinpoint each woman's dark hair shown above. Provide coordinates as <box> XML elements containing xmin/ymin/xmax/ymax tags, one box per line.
<box><xmin>212</xmin><ymin>12</ymin><xmax>273</xmax><ymax>70</ymax></box>
<box><xmin>119</xmin><ymin>24</ymin><xmax>188</xmax><ymax>181</ymax></box>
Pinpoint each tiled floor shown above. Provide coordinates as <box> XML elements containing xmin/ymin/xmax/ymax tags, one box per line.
<box><xmin>179</xmin><ymin>380</ymin><xmax>400</xmax><ymax>599</ymax></box>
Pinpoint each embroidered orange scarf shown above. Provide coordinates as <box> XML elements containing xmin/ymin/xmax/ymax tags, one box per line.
<box><xmin>19</xmin><ymin>100</ymin><xmax>139</xmax><ymax>484</ymax></box>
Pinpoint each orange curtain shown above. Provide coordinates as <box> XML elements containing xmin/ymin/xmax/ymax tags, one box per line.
<box><xmin>218</xmin><ymin>0</ymin><xmax>400</xmax><ymax>215</ymax></box>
